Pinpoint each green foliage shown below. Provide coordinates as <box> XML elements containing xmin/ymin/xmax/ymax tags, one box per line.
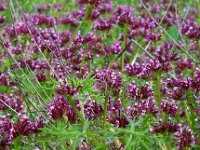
<box><xmin>20</xmin><ymin>115</ymin><xmax>165</xmax><ymax>150</ymax></box>
<box><xmin>166</xmin><ymin>25</ymin><xmax>182</xmax><ymax>41</ymax></box>
<box><xmin>1</xmin><ymin>0</ymin><xmax>199</xmax><ymax>149</ymax></box>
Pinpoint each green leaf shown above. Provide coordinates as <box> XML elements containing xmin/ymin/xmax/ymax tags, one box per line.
<box><xmin>166</xmin><ymin>25</ymin><xmax>182</xmax><ymax>41</ymax></box>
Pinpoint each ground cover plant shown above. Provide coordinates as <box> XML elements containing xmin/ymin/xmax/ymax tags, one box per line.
<box><xmin>0</xmin><ymin>0</ymin><xmax>200</xmax><ymax>149</ymax></box>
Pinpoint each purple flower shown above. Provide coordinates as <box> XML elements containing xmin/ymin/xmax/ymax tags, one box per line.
<box><xmin>59</xmin><ymin>30</ymin><xmax>72</xmax><ymax>45</ymax></box>
<box><xmin>60</xmin><ymin>14</ymin><xmax>78</xmax><ymax>27</ymax></box>
<box><xmin>107</xmin><ymin>98</ymin><xmax>129</xmax><ymax>127</ymax></box>
<box><xmin>140</xmin><ymin>82</ymin><xmax>154</xmax><ymax>99</ymax></box>
<box><xmin>93</xmin><ymin>18</ymin><xmax>112</xmax><ymax>31</ymax></box>
<box><xmin>0</xmin><ymin>3</ymin><xmax>6</xmax><ymax>11</ymax></box>
<box><xmin>36</xmin><ymin>71</ymin><xmax>46</xmax><ymax>82</ymax></box>
<box><xmin>110</xmin><ymin>41</ymin><xmax>122</xmax><ymax>54</ymax></box>
<box><xmin>84</xmin><ymin>100</ymin><xmax>103</xmax><ymax>120</ymax></box>
<box><xmin>152</xmin><ymin>118</ymin><xmax>180</xmax><ymax>133</ymax></box>
<box><xmin>83</xmin><ymin>32</ymin><xmax>96</xmax><ymax>43</ymax></box>
<box><xmin>98</xmin><ymin>1</ymin><xmax>112</xmax><ymax>14</ymax></box>
<box><xmin>30</xmin><ymin>14</ymin><xmax>56</xmax><ymax>27</ymax></box>
<box><xmin>95</xmin><ymin>68</ymin><xmax>122</xmax><ymax>91</ymax></box>
<box><xmin>75</xmin><ymin>66</ymin><xmax>89</xmax><ymax>79</ymax></box>
<box><xmin>161</xmin><ymin>98</ymin><xmax>179</xmax><ymax>116</ymax></box>
<box><xmin>127</xmin><ymin>98</ymin><xmax>158</xmax><ymax>118</ymax></box>
<box><xmin>181</xmin><ymin>20</ymin><xmax>200</xmax><ymax>39</ymax></box>
<box><xmin>56</xmin><ymin>82</ymin><xmax>83</xmax><ymax>96</ymax></box>
<box><xmin>0</xmin><ymin>94</ymin><xmax>23</xmax><ymax>112</ymax></box>
<box><xmin>174</xmin><ymin>124</ymin><xmax>195</xmax><ymax>150</ymax></box>
<box><xmin>110</xmin><ymin>6</ymin><xmax>135</xmax><ymax>25</ymax></box>
<box><xmin>47</xmin><ymin>96</ymin><xmax>78</xmax><ymax>122</ymax></box>
<box><xmin>125</xmin><ymin>63</ymin><xmax>143</xmax><ymax>76</ymax></box>
<box><xmin>89</xmin><ymin>9</ymin><xmax>101</xmax><ymax>20</ymax></box>
<box><xmin>0</xmin><ymin>73</ymin><xmax>15</xmax><ymax>86</ymax></box>
<box><xmin>0</xmin><ymin>115</ymin><xmax>43</xmax><ymax>148</ymax></box>
<box><xmin>78</xmin><ymin>0</ymin><xmax>108</xmax><ymax>6</ymax></box>
<box><xmin>0</xmin><ymin>120</ymin><xmax>15</xmax><ymax>147</ymax></box>
<box><xmin>36</xmin><ymin>4</ymin><xmax>51</xmax><ymax>13</ymax></box>
<box><xmin>127</xmin><ymin>82</ymin><xmax>140</xmax><ymax>99</ymax></box>
<box><xmin>5</xmin><ymin>23</ymin><xmax>29</xmax><ymax>37</ymax></box>
<box><xmin>108</xmin><ymin>112</ymin><xmax>129</xmax><ymax>128</ymax></box>
<box><xmin>14</xmin><ymin>116</ymin><xmax>44</xmax><ymax>137</ymax></box>
<box><xmin>0</xmin><ymin>15</ymin><xmax>6</xmax><ymax>24</ymax></box>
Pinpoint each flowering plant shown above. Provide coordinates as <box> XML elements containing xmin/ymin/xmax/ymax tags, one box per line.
<box><xmin>0</xmin><ymin>0</ymin><xmax>200</xmax><ymax>149</ymax></box>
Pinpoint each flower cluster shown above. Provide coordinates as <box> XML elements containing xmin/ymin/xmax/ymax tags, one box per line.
<box><xmin>127</xmin><ymin>82</ymin><xmax>154</xmax><ymax>100</ymax></box>
<box><xmin>175</xmin><ymin>124</ymin><xmax>195</xmax><ymax>150</ymax></box>
<box><xmin>152</xmin><ymin>118</ymin><xmax>180</xmax><ymax>133</ymax></box>
<box><xmin>181</xmin><ymin>19</ymin><xmax>200</xmax><ymax>39</ymax></box>
<box><xmin>0</xmin><ymin>0</ymin><xmax>200</xmax><ymax>149</ymax></box>
<box><xmin>107</xmin><ymin>98</ymin><xmax>129</xmax><ymax>128</ymax></box>
<box><xmin>160</xmin><ymin>98</ymin><xmax>183</xmax><ymax>116</ymax></box>
<box><xmin>0</xmin><ymin>116</ymin><xmax>43</xmax><ymax>148</ymax></box>
<box><xmin>46</xmin><ymin>95</ymin><xmax>104</xmax><ymax>123</ymax></box>
<box><xmin>84</xmin><ymin>100</ymin><xmax>103</xmax><ymax>120</ymax></box>
<box><xmin>0</xmin><ymin>2</ymin><xmax>6</xmax><ymax>25</ymax></box>
<box><xmin>0</xmin><ymin>73</ymin><xmax>15</xmax><ymax>86</ymax></box>
<box><xmin>46</xmin><ymin>96</ymin><xmax>78</xmax><ymax>122</ymax></box>
<box><xmin>30</xmin><ymin>14</ymin><xmax>56</xmax><ymax>27</ymax></box>
<box><xmin>95</xmin><ymin>68</ymin><xmax>122</xmax><ymax>91</ymax></box>
<box><xmin>0</xmin><ymin>94</ymin><xmax>23</xmax><ymax>112</ymax></box>
<box><xmin>78</xmin><ymin>0</ymin><xmax>108</xmax><ymax>6</ymax></box>
<box><xmin>127</xmin><ymin>98</ymin><xmax>158</xmax><ymax>118</ymax></box>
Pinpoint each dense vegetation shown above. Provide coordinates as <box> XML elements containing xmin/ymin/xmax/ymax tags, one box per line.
<box><xmin>0</xmin><ymin>0</ymin><xmax>200</xmax><ymax>149</ymax></box>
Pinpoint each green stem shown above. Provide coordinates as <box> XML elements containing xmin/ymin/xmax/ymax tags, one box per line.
<box><xmin>89</xmin><ymin>59</ymin><xmax>92</xmax><ymax>72</ymax></box>
<box><xmin>155</xmin><ymin>71</ymin><xmax>161</xmax><ymax>106</ymax></box>
<box><xmin>87</xmin><ymin>130</ymin><xmax>100</xmax><ymax>148</ymax></box>
<box><xmin>109</xmin><ymin>127</ymin><xmax>122</xmax><ymax>149</ymax></box>
<box><xmin>183</xmin><ymin>101</ymin><xmax>192</xmax><ymax>128</ymax></box>
<box><xmin>42</xmin><ymin>142</ymin><xmax>47</xmax><ymax>150</ymax></box>
<box><xmin>128</xmin><ymin>0</ymin><xmax>131</xmax><ymax>6</ymax></box>
<box><xmin>103</xmin><ymin>88</ymin><xmax>110</xmax><ymax>129</ymax></box>
<box><xmin>120</xmin><ymin>86</ymin><xmax>125</xmax><ymax>106</ymax></box>
<box><xmin>158</xmin><ymin>141</ymin><xmax>168</xmax><ymax>150</ymax></box>
<box><xmin>68</xmin><ymin>96</ymin><xmax>84</xmax><ymax>124</ymax></box>
<box><xmin>131</xmin><ymin>48</ymin><xmax>139</xmax><ymax>65</ymax></box>
<box><xmin>121</xmin><ymin>27</ymin><xmax>128</xmax><ymax>72</ymax></box>
<box><xmin>120</xmin><ymin>27</ymin><xmax>128</xmax><ymax>106</ymax></box>
<box><xmin>121</xmin><ymin>51</ymin><xmax>125</xmax><ymax>71</ymax></box>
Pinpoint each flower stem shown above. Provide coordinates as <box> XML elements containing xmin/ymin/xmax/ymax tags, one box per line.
<box><xmin>121</xmin><ymin>26</ymin><xmax>128</xmax><ymax>106</ymax></box>
<box><xmin>154</xmin><ymin>71</ymin><xmax>161</xmax><ymax>106</ymax></box>
<box><xmin>67</xmin><ymin>96</ymin><xmax>84</xmax><ymax>124</ymax></box>
<box><xmin>121</xmin><ymin>26</ymin><xmax>128</xmax><ymax>72</ymax></box>
<box><xmin>109</xmin><ymin>127</ymin><xmax>122</xmax><ymax>148</ymax></box>
<box><xmin>103</xmin><ymin>88</ymin><xmax>110</xmax><ymax>129</ymax></box>
<box><xmin>183</xmin><ymin>101</ymin><xmax>192</xmax><ymax>128</ymax></box>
